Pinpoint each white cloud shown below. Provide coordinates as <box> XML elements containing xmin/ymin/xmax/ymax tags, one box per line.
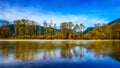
<box><xmin>0</xmin><ymin>2</ymin><xmax>109</xmax><ymax>27</ymax></box>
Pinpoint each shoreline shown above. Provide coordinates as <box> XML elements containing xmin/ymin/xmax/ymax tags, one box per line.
<box><xmin>0</xmin><ymin>39</ymin><xmax>119</xmax><ymax>41</ymax></box>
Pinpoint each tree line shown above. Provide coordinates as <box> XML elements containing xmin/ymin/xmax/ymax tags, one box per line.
<box><xmin>0</xmin><ymin>19</ymin><xmax>120</xmax><ymax>39</ymax></box>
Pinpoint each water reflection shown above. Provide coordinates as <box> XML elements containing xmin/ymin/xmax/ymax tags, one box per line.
<box><xmin>0</xmin><ymin>41</ymin><xmax>120</xmax><ymax>63</ymax></box>
<box><xmin>0</xmin><ymin>41</ymin><xmax>10</xmax><ymax>58</ymax></box>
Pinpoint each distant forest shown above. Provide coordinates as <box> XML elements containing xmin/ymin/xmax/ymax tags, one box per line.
<box><xmin>0</xmin><ymin>18</ymin><xmax>120</xmax><ymax>39</ymax></box>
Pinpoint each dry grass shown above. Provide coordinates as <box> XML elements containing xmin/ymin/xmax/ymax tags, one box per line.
<box><xmin>0</xmin><ymin>39</ymin><xmax>119</xmax><ymax>41</ymax></box>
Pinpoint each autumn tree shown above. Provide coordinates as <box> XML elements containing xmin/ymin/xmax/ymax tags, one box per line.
<box><xmin>14</xmin><ymin>20</ymin><xmax>21</xmax><ymax>38</ymax></box>
<box><xmin>43</xmin><ymin>21</ymin><xmax>47</xmax><ymax>37</ymax></box>
<box><xmin>102</xmin><ymin>24</ymin><xmax>112</xmax><ymax>39</ymax></box>
<box><xmin>0</xmin><ymin>21</ymin><xmax>10</xmax><ymax>38</ymax></box>
<box><xmin>53</xmin><ymin>23</ymin><xmax>56</xmax><ymax>35</ymax></box>
<box><xmin>110</xmin><ymin>22</ymin><xmax>120</xmax><ymax>39</ymax></box>
<box><xmin>73</xmin><ymin>24</ymin><xmax>80</xmax><ymax>39</ymax></box>
<box><xmin>29</xmin><ymin>20</ymin><xmax>37</xmax><ymax>39</ymax></box>
<box><xmin>79</xmin><ymin>23</ymin><xmax>85</xmax><ymax>39</ymax></box>
<box><xmin>60</xmin><ymin>22</ymin><xmax>69</xmax><ymax>39</ymax></box>
<box><xmin>67</xmin><ymin>22</ymin><xmax>74</xmax><ymax>39</ymax></box>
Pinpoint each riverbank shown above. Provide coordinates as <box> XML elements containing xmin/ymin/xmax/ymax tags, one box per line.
<box><xmin>0</xmin><ymin>39</ymin><xmax>119</xmax><ymax>41</ymax></box>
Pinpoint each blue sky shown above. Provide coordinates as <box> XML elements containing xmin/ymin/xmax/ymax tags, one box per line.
<box><xmin>0</xmin><ymin>0</ymin><xmax>120</xmax><ymax>27</ymax></box>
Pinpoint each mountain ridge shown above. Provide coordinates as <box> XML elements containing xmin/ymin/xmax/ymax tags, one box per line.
<box><xmin>84</xmin><ymin>18</ymin><xmax>120</xmax><ymax>33</ymax></box>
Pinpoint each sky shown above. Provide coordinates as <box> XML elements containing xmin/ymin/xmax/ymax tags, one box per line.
<box><xmin>0</xmin><ymin>0</ymin><xmax>120</xmax><ymax>27</ymax></box>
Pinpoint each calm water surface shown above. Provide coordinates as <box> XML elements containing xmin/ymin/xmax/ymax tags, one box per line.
<box><xmin>0</xmin><ymin>41</ymin><xmax>120</xmax><ymax>68</ymax></box>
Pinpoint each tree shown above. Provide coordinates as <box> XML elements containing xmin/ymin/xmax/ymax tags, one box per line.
<box><xmin>14</xmin><ymin>20</ymin><xmax>21</xmax><ymax>37</ymax></box>
<box><xmin>37</xmin><ymin>27</ymin><xmax>42</xmax><ymax>35</ymax></box>
<box><xmin>79</xmin><ymin>23</ymin><xmax>85</xmax><ymax>39</ymax></box>
<box><xmin>111</xmin><ymin>22</ymin><xmax>120</xmax><ymax>39</ymax></box>
<box><xmin>43</xmin><ymin>21</ymin><xmax>47</xmax><ymax>36</ymax></box>
<box><xmin>80</xmin><ymin>23</ymin><xmax>85</xmax><ymax>32</ymax></box>
<box><xmin>29</xmin><ymin>20</ymin><xmax>36</xmax><ymax>38</ymax></box>
<box><xmin>60</xmin><ymin>22</ymin><xmax>69</xmax><ymax>39</ymax></box>
<box><xmin>102</xmin><ymin>24</ymin><xmax>112</xmax><ymax>39</ymax></box>
<box><xmin>73</xmin><ymin>24</ymin><xmax>80</xmax><ymax>39</ymax></box>
<box><xmin>53</xmin><ymin>23</ymin><xmax>56</xmax><ymax>35</ymax></box>
<box><xmin>68</xmin><ymin>22</ymin><xmax>73</xmax><ymax>30</ymax></box>
<box><xmin>0</xmin><ymin>21</ymin><xmax>10</xmax><ymax>38</ymax></box>
<box><xmin>67</xmin><ymin>22</ymin><xmax>74</xmax><ymax>39</ymax></box>
<box><xmin>25</xmin><ymin>20</ymin><xmax>30</xmax><ymax>36</ymax></box>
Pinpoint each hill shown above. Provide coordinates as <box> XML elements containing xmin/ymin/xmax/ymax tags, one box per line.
<box><xmin>84</xmin><ymin>18</ymin><xmax>120</xmax><ymax>33</ymax></box>
<box><xmin>84</xmin><ymin>27</ymin><xmax>93</xmax><ymax>33</ymax></box>
<box><xmin>108</xmin><ymin>18</ymin><xmax>120</xmax><ymax>25</ymax></box>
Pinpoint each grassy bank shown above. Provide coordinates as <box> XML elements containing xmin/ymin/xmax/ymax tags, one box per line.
<box><xmin>0</xmin><ymin>39</ymin><xmax>119</xmax><ymax>41</ymax></box>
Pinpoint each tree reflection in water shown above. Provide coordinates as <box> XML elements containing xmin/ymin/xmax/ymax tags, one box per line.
<box><xmin>0</xmin><ymin>41</ymin><xmax>120</xmax><ymax>62</ymax></box>
<box><xmin>0</xmin><ymin>41</ymin><xmax>10</xmax><ymax>58</ymax></box>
